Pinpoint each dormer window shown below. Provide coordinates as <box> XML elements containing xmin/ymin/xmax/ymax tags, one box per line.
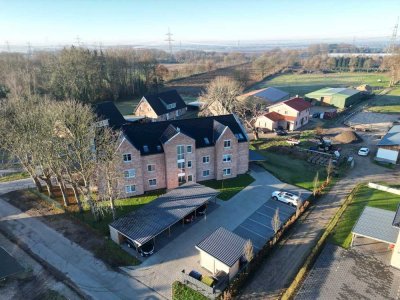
<box><xmin>143</xmin><ymin>145</ymin><xmax>149</xmax><ymax>153</ymax></box>
<box><xmin>167</xmin><ymin>103</ymin><xmax>176</xmax><ymax>110</ymax></box>
<box><xmin>204</xmin><ymin>137</ymin><xmax>210</xmax><ymax>145</ymax></box>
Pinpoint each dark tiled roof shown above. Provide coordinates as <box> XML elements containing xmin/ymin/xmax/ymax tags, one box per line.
<box><xmin>94</xmin><ymin>101</ymin><xmax>127</xmax><ymax>129</ymax></box>
<box><xmin>122</xmin><ymin>114</ymin><xmax>248</xmax><ymax>155</ymax></box>
<box><xmin>196</xmin><ymin>227</ymin><xmax>247</xmax><ymax>267</ymax></box>
<box><xmin>110</xmin><ymin>183</ymin><xmax>219</xmax><ymax>246</ymax></box>
<box><xmin>213</xmin><ymin>120</ymin><xmax>227</xmax><ymax>141</ymax></box>
<box><xmin>0</xmin><ymin>247</ymin><xmax>24</xmax><ymax>280</ymax></box>
<box><xmin>142</xmin><ymin>90</ymin><xmax>187</xmax><ymax>116</ymax></box>
<box><xmin>283</xmin><ymin>97</ymin><xmax>311</xmax><ymax>112</ymax></box>
<box><xmin>393</xmin><ymin>204</ymin><xmax>400</xmax><ymax>228</ymax></box>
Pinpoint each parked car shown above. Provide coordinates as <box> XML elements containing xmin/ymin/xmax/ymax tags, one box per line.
<box><xmin>196</xmin><ymin>204</ymin><xmax>207</xmax><ymax>215</ymax></box>
<box><xmin>184</xmin><ymin>212</ymin><xmax>195</xmax><ymax>223</ymax></box>
<box><xmin>127</xmin><ymin>239</ymin><xmax>155</xmax><ymax>257</ymax></box>
<box><xmin>358</xmin><ymin>147</ymin><xmax>370</xmax><ymax>156</ymax></box>
<box><xmin>271</xmin><ymin>191</ymin><xmax>299</xmax><ymax>206</ymax></box>
<box><xmin>274</xmin><ymin>129</ymin><xmax>287</xmax><ymax>136</ymax></box>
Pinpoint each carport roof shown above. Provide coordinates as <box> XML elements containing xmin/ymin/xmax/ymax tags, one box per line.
<box><xmin>109</xmin><ymin>183</ymin><xmax>219</xmax><ymax>246</ymax></box>
<box><xmin>352</xmin><ymin>207</ymin><xmax>399</xmax><ymax>244</ymax></box>
<box><xmin>196</xmin><ymin>227</ymin><xmax>247</xmax><ymax>267</ymax></box>
<box><xmin>0</xmin><ymin>247</ymin><xmax>24</xmax><ymax>280</ymax></box>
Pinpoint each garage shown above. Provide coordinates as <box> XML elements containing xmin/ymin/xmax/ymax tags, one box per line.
<box><xmin>376</xmin><ymin>125</ymin><xmax>400</xmax><ymax>164</ymax></box>
<box><xmin>109</xmin><ymin>182</ymin><xmax>219</xmax><ymax>253</ymax></box>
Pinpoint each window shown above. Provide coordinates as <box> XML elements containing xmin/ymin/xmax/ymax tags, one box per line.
<box><xmin>147</xmin><ymin>164</ymin><xmax>155</xmax><ymax>172</ymax></box>
<box><xmin>178</xmin><ymin>174</ymin><xmax>186</xmax><ymax>184</ymax></box>
<box><xmin>204</xmin><ymin>137</ymin><xmax>210</xmax><ymax>145</ymax></box>
<box><xmin>223</xmin><ymin>154</ymin><xmax>232</xmax><ymax>163</ymax></box>
<box><xmin>125</xmin><ymin>185</ymin><xmax>136</xmax><ymax>193</ymax></box>
<box><xmin>188</xmin><ymin>175</ymin><xmax>193</xmax><ymax>182</ymax></box>
<box><xmin>175</xmin><ymin>110</ymin><xmax>180</xmax><ymax>117</ymax></box>
<box><xmin>123</xmin><ymin>153</ymin><xmax>132</xmax><ymax>162</ymax></box>
<box><xmin>187</xmin><ymin>145</ymin><xmax>192</xmax><ymax>153</ymax></box>
<box><xmin>203</xmin><ymin>156</ymin><xmax>210</xmax><ymax>164</ymax></box>
<box><xmin>177</xmin><ymin>161</ymin><xmax>185</xmax><ymax>169</ymax></box>
<box><xmin>177</xmin><ymin>145</ymin><xmax>185</xmax><ymax>160</ymax></box>
<box><xmin>224</xmin><ymin>140</ymin><xmax>231</xmax><ymax>148</ymax></box>
<box><xmin>156</xmin><ymin>145</ymin><xmax>162</xmax><ymax>152</ymax></box>
<box><xmin>143</xmin><ymin>145</ymin><xmax>149</xmax><ymax>153</ymax></box>
<box><xmin>149</xmin><ymin>179</ymin><xmax>157</xmax><ymax>186</ymax></box>
<box><xmin>223</xmin><ymin>168</ymin><xmax>231</xmax><ymax>176</ymax></box>
<box><xmin>167</xmin><ymin>103</ymin><xmax>176</xmax><ymax>109</ymax></box>
<box><xmin>124</xmin><ymin>169</ymin><xmax>136</xmax><ymax>178</ymax></box>
<box><xmin>187</xmin><ymin>160</ymin><xmax>192</xmax><ymax>168</ymax></box>
<box><xmin>203</xmin><ymin>170</ymin><xmax>210</xmax><ymax>177</ymax></box>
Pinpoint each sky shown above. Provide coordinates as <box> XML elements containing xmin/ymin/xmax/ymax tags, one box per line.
<box><xmin>0</xmin><ymin>0</ymin><xmax>399</xmax><ymax>45</ymax></box>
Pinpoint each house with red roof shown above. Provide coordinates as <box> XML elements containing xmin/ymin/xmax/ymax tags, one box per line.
<box><xmin>255</xmin><ymin>97</ymin><xmax>311</xmax><ymax>131</ymax></box>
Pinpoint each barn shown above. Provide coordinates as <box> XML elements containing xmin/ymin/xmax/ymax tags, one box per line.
<box><xmin>305</xmin><ymin>87</ymin><xmax>362</xmax><ymax>109</ymax></box>
<box><xmin>376</xmin><ymin>125</ymin><xmax>400</xmax><ymax>164</ymax></box>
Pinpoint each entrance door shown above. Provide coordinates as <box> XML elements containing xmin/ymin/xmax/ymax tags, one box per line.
<box><xmin>178</xmin><ymin>174</ymin><xmax>186</xmax><ymax>185</ymax></box>
<box><xmin>286</xmin><ymin>122</ymin><xmax>290</xmax><ymax>130</ymax></box>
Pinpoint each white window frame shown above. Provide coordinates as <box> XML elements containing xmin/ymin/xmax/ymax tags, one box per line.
<box><xmin>202</xmin><ymin>156</ymin><xmax>210</xmax><ymax>164</ymax></box>
<box><xmin>202</xmin><ymin>170</ymin><xmax>210</xmax><ymax>177</ymax></box>
<box><xmin>187</xmin><ymin>145</ymin><xmax>192</xmax><ymax>153</ymax></box>
<box><xmin>177</xmin><ymin>145</ymin><xmax>185</xmax><ymax>161</ymax></box>
<box><xmin>175</xmin><ymin>110</ymin><xmax>180</xmax><ymax>117</ymax></box>
<box><xmin>223</xmin><ymin>168</ymin><xmax>231</xmax><ymax>176</ymax></box>
<box><xmin>124</xmin><ymin>169</ymin><xmax>136</xmax><ymax>178</ymax></box>
<box><xmin>187</xmin><ymin>174</ymin><xmax>193</xmax><ymax>182</ymax></box>
<box><xmin>177</xmin><ymin>161</ymin><xmax>185</xmax><ymax>169</ymax></box>
<box><xmin>223</xmin><ymin>154</ymin><xmax>232</xmax><ymax>163</ymax></box>
<box><xmin>149</xmin><ymin>178</ymin><xmax>157</xmax><ymax>187</ymax></box>
<box><xmin>187</xmin><ymin>160</ymin><xmax>192</xmax><ymax>168</ymax></box>
<box><xmin>147</xmin><ymin>164</ymin><xmax>155</xmax><ymax>172</ymax></box>
<box><xmin>224</xmin><ymin>140</ymin><xmax>231</xmax><ymax>149</ymax></box>
<box><xmin>123</xmin><ymin>153</ymin><xmax>132</xmax><ymax>162</ymax></box>
<box><xmin>125</xmin><ymin>184</ymin><xmax>136</xmax><ymax>193</ymax></box>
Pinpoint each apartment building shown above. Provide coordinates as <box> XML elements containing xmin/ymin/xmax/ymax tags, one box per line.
<box><xmin>117</xmin><ymin>114</ymin><xmax>249</xmax><ymax>197</ymax></box>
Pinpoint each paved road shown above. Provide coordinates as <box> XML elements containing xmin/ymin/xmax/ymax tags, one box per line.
<box><xmin>124</xmin><ymin>165</ymin><xmax>309</xmax><ymax>299</ymax></box>
<box><xmin>238</xmin><ymin>135</ymin><xmax>400</xmax><ymax>299</ymax></box>
<box><xmin>0</xmin><ymin>179</ymin><xmax>162</xmax><ymax>300</ymax></box>
<box><xmin>0</xmin><ymin>178</ymin><xmax>35</xmax><ymax>195</ymax></box>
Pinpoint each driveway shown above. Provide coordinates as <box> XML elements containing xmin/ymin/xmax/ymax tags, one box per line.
<box><xmin>0</xmin><ymin>180</ymin><xmax>163</xmax><ymax>300</ymax></box>
<box><xmin>238</xmin><ymin>137</ymin><xmax>400</xmax><ymax>299</ymax></box>
<box><xmin>0</xmin><ymin>178</ymin><xmax>35</xmax><ymax>195</ymax></box>
<box><xmin>124</xmin><ymin>165</ymin><xmax>309</xmax><ymax>299</ymax></box>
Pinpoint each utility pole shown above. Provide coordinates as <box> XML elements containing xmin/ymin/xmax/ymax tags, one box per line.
<box><xmin>387</xmin><ymin>17</ymin><xmax>399</xmax><ymax>54</ymax></box>
<box><xmin>75</xmin><ymin>35</ymin><xmax>81</xmax><ymax>47</ymax></box>
<box><xmin>165</xmin><ymin>27</ymin><xmax>174</xmax><ymax>59</ymax></box>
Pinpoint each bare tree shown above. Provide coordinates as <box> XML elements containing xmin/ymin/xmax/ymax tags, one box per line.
<box><xmin>271</xmin><ymin>207</ymin><xmax>281</xmax><ymax>235</ymax></box>
<box><xmin>313</xmin><ymin>171</ymin><xmax>320</xmax><ymax>197</ymax></box>
<box><xmin>243</xmin><ymin>239</ymin><xmax>254</xmax><ymax>263</ymax></box>
<box><xmin>296</xmin><ymin>192</ymin><xmax>303</xmax><ymax>218</ymax></box>
<box><xmin>326</xmin><ymin>159</ymin><xmax>334</xmax><ymax>183</ymax></box>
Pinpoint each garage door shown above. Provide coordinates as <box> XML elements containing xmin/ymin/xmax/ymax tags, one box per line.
<box><xmin>376</xmin><ymin>148</ymin><xmax>399</xmax><ymax>164</ymax></box>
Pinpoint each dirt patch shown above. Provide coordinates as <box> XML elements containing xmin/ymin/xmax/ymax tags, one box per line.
<box><xmin>2</xmin><ymin>190</ymin><xmax>125</xmax><ymax>267</ymax></box>
<box><xmin>332</xmin><ymin>130</ymin><xmax>362</xmax><ymax>144</ymax></box>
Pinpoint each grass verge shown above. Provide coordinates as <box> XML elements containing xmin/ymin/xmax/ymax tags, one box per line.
<box><xmin>330</xmin><ymin>183</ymin><xmax>400</xmax><ymax>248</ymax></box>
<box><xmin>172</xmin><ymin>281</ymin><xmax>208</xmax><ymax>300</ymax></box>
<box><xmin>202</xmin><ymin>174</ymin><xmax>255</xmax><ymax>200</ymax></box>
<box><xmin>0</xmin><ymin>172</ymin><xmax>30</xmax><ymax>183</ymax></box>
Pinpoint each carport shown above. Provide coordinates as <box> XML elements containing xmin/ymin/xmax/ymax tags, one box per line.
<box><xmin>0</xmin><ymin>247</ymin><xmax>24</xmax><ymax>280</ymax></box>
<box><xmin>109</xmin><ymin>183</ymin><xmax>219</xmax><ymax>251</ymax></box>
<box><xmin>351</xmin><ymin>206</ymin><xmax>399</xmax><ymax>247</ymax></box>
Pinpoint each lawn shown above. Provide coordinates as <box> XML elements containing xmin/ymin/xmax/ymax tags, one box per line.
<box><xmin>73</xmin><ymin>190</ymin><xmax>164</xmax><ymax>236</ymax></box>
<box><xmin>202</xmin><ymin>174</ymin><xmax>255</xmax><ymax>200</ymax></box>
<box><xmin>0</xmin><ymin>171</ymin><xmax>30</xmax><ymax>183</ymax></box>
<box><xmin>172</xmin><ymin>281</ymin><xmax>208</xmax><ymax>300</ymax></box>
<box><xmin>330</xmin><ymin>184</ymin><xmax>400</xmax><ymax>249</ymax></box>
<box><xmin>366</xmin><ymin>86</ymin><xmax>400</xmax><ymax>114</ymax></box>
<box><xmin>256</xmin><ymin>151</ymin><xmax>327</xmax><ymax>191</ymax></box>
<box><xmin>250</xmin><ymin>72</ymin><xmax>390</xmax><ymax>97</ymax></box>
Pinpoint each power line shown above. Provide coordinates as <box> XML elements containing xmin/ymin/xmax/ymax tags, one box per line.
<box><xmin>165</xmin><ymin>27</ymin><xmax>174</xmax><ymax>57</ymax></box>
<box><xmin>387</xmin><ymin>17</ymin><xmax>399</xmax><ymax>54</ymax></box>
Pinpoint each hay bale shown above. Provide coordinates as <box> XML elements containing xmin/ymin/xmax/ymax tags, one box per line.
<box><xmin>333</xmin><ymin>131</ymin><xmax>361</xmax><ymax>144</ymax></box>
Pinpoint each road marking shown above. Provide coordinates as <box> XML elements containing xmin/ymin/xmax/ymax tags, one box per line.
<box><xmin>264</xmin><ymin>203</ymin><xmax>293</xmax><ymax>216</ymax></box>
<box><xmin>248</xmin><ymin>217</ymin><xmax>274</xmax><ymax>230</ymax></box>
<box><xmin>239</xmin><ymin>224</ymin><xmax>268</xmax><ymax>239</ymax></box>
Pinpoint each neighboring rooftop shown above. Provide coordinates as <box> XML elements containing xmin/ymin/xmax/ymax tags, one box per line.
<box><xmin>110</xmin><ymin>183</ymin><xmax>219</xmax><ymax>246</ymax></box>
<box><xmin>94</xmin><ymin>101</ymin><xmax>127</xmax><ymax>129</ymax></box>
<box><xmin>306</xmin><ymin>87</ymin><xmax>360</xmax><ymax>98</ymax></box>
<box><xmin>196</xmin><ymin>227</ymin><xmax>247</xmax><ymax>267</ymax></box>
<box><xmin>377</xmin><ymin>125</ymin><xmax>400</xmax><ymax>146</ymax></box>
<box><xmin>352</xmin><ymin>206</ymin><xmax>399</xmax><ymax>244</ymax></box>
<box><xmin>0</xmin><ymin>247</ymin><xmax>24</xmax><ymax>280</ymax></box>
<box><xmin>122</xmin><ymin>114</ymin><xmax>248</xmax><ymax>155</ymax></box>
<box><xmin>140</xmin><ymin>89</ymin><xmax>187</xmax><ymax>116</ymax></box>
<box><xmin>241</xmin><ymin>87</ymin><xmax>289</xmax><ymax>103</ymax></box>
<box><xmin>393</xmin><ymin>204</ymin><xmax>400</xmax><ymax>228</ymax></box>
<box><xmin>283</xmin><ymin>97</ymin><xmax>311</xmax><ymax>112</ymax></box>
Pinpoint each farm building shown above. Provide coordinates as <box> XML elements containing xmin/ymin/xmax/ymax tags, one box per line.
<box><xmin>240</xmin><ymin>87</ymin><xmax>289</xmax><ymax>106</ymax></box>
<box><xmin>376</xmin><ymin>125</ymin><xmax>400</xmax><ymax>164</ymax></box>
<box><xmin>196</xmin><ymin>227</ymin><xmax>246</xmax><ymax>280</ymax></box>
<box><xmin>305</xmin><ymin>87</ymin><xmax>362</xmax><ymax>109</ymax></box>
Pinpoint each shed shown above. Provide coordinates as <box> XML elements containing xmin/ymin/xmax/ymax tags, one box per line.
<box><xmin>196</xmin><ymin>227</ymin><xmax>247</xmax><ymax>280</ymax></box>
<box><xmin>305</xmin><ymin>87</ymin><xmax>362</xmax><ymax>109</ymax></box>
<box><xmin>376</xmin><ymin>125</ymin><xmax>400</xmax><ymax>164</ymax></box>
<box><xmin>241</xmin><ymin>87</ymin><xmax>289</xmax><ymax>105</ymax></box>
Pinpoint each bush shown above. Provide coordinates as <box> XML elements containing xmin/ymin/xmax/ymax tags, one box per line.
<box><xmin>172</xmin><ymin>281</ymin><xmax>208</xmax><ymax>300</ymax></box>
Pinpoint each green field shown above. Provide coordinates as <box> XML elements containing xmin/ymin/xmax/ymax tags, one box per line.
<box><xmin>172</xmin><ymin>281</ymin><xmax>208</xmax><ymax>300</ymax></box>
<box><xmin>202</xmin><ymin>174</ymin><xmax>255</xmax><ymax>200</ymax></box>
<box><xmin>367</xmin><ymin>86</ymin><xmax>400</xmax><ymax>114</ymax></box>
<box><xmin>251</xmin><ymin>72</ymin><xmax>390</xmax><ymax>97</ymax></box>
<box><xmin>330</xmin><ymin>184</ymin><xmax>400</xmax><ymax>248</ymax></box>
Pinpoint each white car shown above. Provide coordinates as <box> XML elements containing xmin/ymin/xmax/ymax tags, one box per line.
<box><xmin>358</xmin><ymin>147</ymin><xmax>370</xmax><ymax>156</ymax></box>
<box><xmin>271</xmin><ymin>191</ymin><xmax>299</xmax><ymax>207</ymax></box>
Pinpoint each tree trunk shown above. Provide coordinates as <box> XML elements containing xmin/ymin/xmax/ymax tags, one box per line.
<box><xmin>72</xmin><ymin>184</ymin><xmax>83</xmax><ymax>213</ymax></box>
<box><xmin>41</xmin><ymin>175</ymin><xmax>54</xmax><ymax>198</ymax></box>
<box><xmin>57</xmin><ymin>175</ymin><xmax>69</xmax><ymax>207</ymax></box>
<box><xmin>31</xmin><ymin>175</ymin><xmax>43</xmax><ymax>192</ymax></box>
<box><xmin>109</xmin><ymin>196</ymin><xmax>116</xmax><ymax>220</ymax></box>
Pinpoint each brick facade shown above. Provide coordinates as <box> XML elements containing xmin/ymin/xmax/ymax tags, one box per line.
<box><xmin>117</xmin><ymin>128</ymin><xmax>249</xmax><ymax>197</ymax></box>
